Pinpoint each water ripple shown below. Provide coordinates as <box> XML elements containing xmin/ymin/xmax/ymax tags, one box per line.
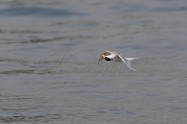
<box><xmin>151</xmin><ymin>6</ymin><xmax>187</xmax><ymax>12</ymax></box>
<box><xmin>0</xmin><ymin>7</ymin><xmax>86</xmax><ymax>17</ymax></box>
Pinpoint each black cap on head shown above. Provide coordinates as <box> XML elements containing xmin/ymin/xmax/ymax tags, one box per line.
<box><xmin>105</xmin><ymin>57</ymin><xmax>111</xmax><ymax>61</ymax></box>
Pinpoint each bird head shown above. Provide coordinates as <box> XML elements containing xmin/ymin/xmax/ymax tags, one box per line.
<box><xmin>104</xmin><ymin>57</ymin><xmax>111</xmax><ymax>61</ymax></box>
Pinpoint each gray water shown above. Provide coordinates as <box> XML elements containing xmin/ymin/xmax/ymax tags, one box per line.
<box><xmin>0</xmin><ymin>0</ymin><xmax>187</xmax><ymax>124</ymax></box>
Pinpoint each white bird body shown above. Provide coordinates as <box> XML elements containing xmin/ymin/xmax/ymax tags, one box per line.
<box><xmin>98</xmin><ymin>51</ymin><xmax>138</xmax><ymax>71</ymax></box>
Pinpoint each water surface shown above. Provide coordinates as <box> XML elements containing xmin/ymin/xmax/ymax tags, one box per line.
<box><xmin>0</xmin><ymin>0</ymin><xmax>187</xmax><ymax>124</ymax></box>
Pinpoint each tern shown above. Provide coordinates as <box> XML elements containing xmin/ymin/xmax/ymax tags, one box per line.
<box><xmin>98</xmin><ymin>51</ymin><xmax>138</xmax><ymax>71</ymax></box>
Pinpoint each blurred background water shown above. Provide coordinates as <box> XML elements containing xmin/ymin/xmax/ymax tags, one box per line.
<box><xmin>0</xmin><ymin>0</ymin><xmax>187</xmax><ymax>123</ymax></box>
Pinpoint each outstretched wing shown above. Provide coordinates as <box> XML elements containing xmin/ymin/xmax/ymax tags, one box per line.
<box><xmin>116</xmin><ymin>54</ymin><xmax>138</xmax><ymax>71</ymax></box>
<box><xmin>124</xmin><ymin>58</ymin><xmax>139</xmax><ymax>71</ymax></box>
<box><xmin>98</xmin><ymin>55</ymin><xmax>104</xmax><ymax>64</ymax></box>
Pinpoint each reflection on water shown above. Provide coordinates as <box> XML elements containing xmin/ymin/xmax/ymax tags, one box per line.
<box><xmin>0</xmin><ymin>0</ymin><xmax>187</xmax><ymax>124</ymax></box>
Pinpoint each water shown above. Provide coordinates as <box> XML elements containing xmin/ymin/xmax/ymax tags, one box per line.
<box><xmin>0</xmin><ymin>0</ymin><xmax>187</xmax><ymax>123</ymax></box>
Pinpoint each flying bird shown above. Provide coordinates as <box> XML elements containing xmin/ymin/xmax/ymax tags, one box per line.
<box><xmin>98</xmin><ymin>51</ymin><xmax>138</xmax><ymax>71</ymax></box>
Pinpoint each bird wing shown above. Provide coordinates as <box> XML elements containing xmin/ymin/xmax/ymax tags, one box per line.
<box><xmin>98</xmin><ymin>55</ymin><xmax>104</xmax><ymax>64</ymax></box>
<box><xmin>116</xmin><ymin>54</ymin><xmax>138</xmax><ymax>71</ymax></box>
<box><xmin>125</xmin><ymin>58</ymin><xmax>139</xmax><ymax>71</ymax></box>
<box><xmin>113</xmin><ymin>54</ymin><xmax>123</xmax><ymax>62</ymax></box>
